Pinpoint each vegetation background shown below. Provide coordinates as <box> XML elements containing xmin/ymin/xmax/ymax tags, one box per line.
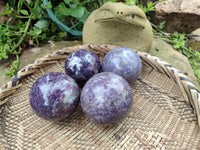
<box><xmin>0</xmin><ymin>0</ymin><xmax>200</xmax><ymax>84</ymax></box>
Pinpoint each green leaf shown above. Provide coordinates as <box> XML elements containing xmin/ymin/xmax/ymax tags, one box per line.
<box><xmin>78</xmin><ymin>10</ymin><xmax>89</xmax><ymax>23</ymax></box>
<box><xmin>56</xmin><ymin>2</ymin><xmax>85</xmax><ymax>18</ymax></box>
<box><xmin>57</xmin><ymin>32</ymin><xmax>67</xmax><ymax>39</ymax></box>
<box><xmin>64</xmin><ymin>0</ymin><xmax>79</xmax><ymax>6</ymax></box>
<box><xmin>4</xmin><ymin>44</ymin><xmax>10</xmax><ymax>52</ymax></box>
<box><xmin>182</xmin><ymin>49</ymin><xmax>189</xmax><ymax>56</ymax></box>
<box><xmin>71</xmin><ymin>5</ymin><xmax>85</xmax><ymax>18</ymax></box>
<box><xmin>42</xmin><ymin>1</ymin><xmax>52</xmax><ymax>9</ymax></box>
<box><xmin>29</xmin><ymin>27</ymin><xmax>42</xmax><ymax>37</ymax></box>
<box><xmin>31</xmin><ymin>5</ymin><xmax>42</xmax><ymax>19</ymax></box>
<box><xmin>159</xmin><ymin>21</ymin><xmax>166</xmax><ymax>30</ymax></box>
<box><xmin>147</xmin><ymin>2</ymin><xmax>155</xmax><ymax>11</ymax></box>
<box><xmin>18</xmin><ymin>1</ymin><xmax>24</xmax><ymax>13</ymax></box>
<box><xmin>64</xmin><ymin>0</ymin><xmax>73</xmax><ymax>5</ymax></box>
<box><xmin>56</xmin><ymin>2</ymin><xmax>71</xmax><ymax>16</ymax></box>
<box><xmin>0</xmin><ymin>10</ymin><xmax>12</xmax><ymax>16</ymax></box>
<box><xmin>126</xmin><ymin>0</ymin><xmax>136</xmax><ymax>5</ymax></box>
<box><xmin>5</xmin><ymin>59</ymin><xmax>19</xmax><ymax>77</ymax></box>
<box><xmin>3</xmin><ymin>54</ymin><xmax>8</xmax><ymax>59</ymax></box>
<box><xmin>34</xmin><ymin>20</ymin><xmax>49</xmax><ymax>29</ymax></box>
<box><xmin>20</xmin><ymin>10</ymin><xmax>29</xmax><ymax>16</ymax></box>
<box><xmin>26</xmin><ymin>0</ymin><xmax>32</xmax><ymax>4</ymax></box>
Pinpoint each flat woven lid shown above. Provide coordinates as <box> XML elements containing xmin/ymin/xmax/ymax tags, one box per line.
<box><xmin>0</xmin><ymin>44</ymin><xmax>200</xmax><ymax>149</ymax></box>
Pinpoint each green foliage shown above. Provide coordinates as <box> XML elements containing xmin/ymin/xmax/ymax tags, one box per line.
<box><xmin>171</xmin><ymin>32</ymin><xmax>187</xmax><ymax>50</ymax></box>
<box><xmin>139</xmin><ymin>2</ymin><xmax>155</xmax><ymax>15</ymax></box>
<box><xmin>4</xmin><ymin>55</ymin><xmax>19</xmax><ymax>77</ymax></box>
<box><xmin>0</xmin><ymin>0</ymin><xmax>68</xmax><ymax>76</ymax></box>
<box><xmin>0</xmin><ymin>0</ymin><xmax>156</xmax><ymax>77</ymax></box>
<box><xmin>158</xmin><ymin>21</ymin><xmax>166</xmax><ymax>30</ymax></box>
<box><xmin>170</xmin><ymin>32</ymin><xmax>200</xmax><ymax>83</ymax></box>
<box><xmin>52</xmin><ymin>0</ymin><xmax>90</xmax><ymax>32</ymax></box>
<box><xmin>181</xmin><ymin>47</ymin><xmax>200</xmax><ymax>84</ymax></box>
<box><xmin>126</xmin><ymin>0</ymin><xmax>139</xmax><ymax>5</ymax></box>
<box><xmin>153</xmin><ymin>22</ymin><xmax>200</xmax><ymax>83</ymax></box>
<box><xmin>1</xmin><ymin>0</ymin><xmax>111</xmax><ymax>77</ymax></box>
<box><xmin>50</xmin><ymin>0</ymin><xmax>115</xmax><ymax>34</ymax></box>
<box><xmin>125</xmin><ymin>0</ymin><xmax>156</xmax><ymax>20</ymax></box>
<box><xmin>2</xmin><ymin>0</ymin><xmax>200</xmax><ymax>85</ymax></box>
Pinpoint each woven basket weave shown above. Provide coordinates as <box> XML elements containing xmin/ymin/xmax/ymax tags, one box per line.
<box><xmin>1</xmin><ymin>44</ymin><xmax>200</xmax><ymax>149</ymax></box>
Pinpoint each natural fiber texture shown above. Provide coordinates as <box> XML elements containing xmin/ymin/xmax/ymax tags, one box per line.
<box><xmin>0</xmin><ymin>44</ymin><xmax>200</xmax><ymax>149</ymax></box>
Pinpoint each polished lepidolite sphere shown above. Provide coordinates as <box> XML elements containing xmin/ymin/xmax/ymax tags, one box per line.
<box><xmin>65</xmin><ymin>49</ymin><xmax>101</xmax><ymax>86</ymax></box>
<box><xmin>29</xmin><ymin>72</ymin><xmax>80</xmax><ymax>120</ymax></box>
<box><xmin>80</xmin><ymin>72</ymin><xmax>134</xmax><ymax>126</ymax></box>
<box><xmin>102</xmin><ymin>47</ymin><xmax>142</xmax><ymax>84</ymax></box>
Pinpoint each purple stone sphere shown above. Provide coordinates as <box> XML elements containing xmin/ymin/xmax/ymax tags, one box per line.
<box><xmin>29</xmin><ymin>72</ymin><xmax>80</xmax><ymax>120</ymax></box>
<box><xmin>65</xmin><ymin>49</ymin><xmax>101</xmax><ymax>86</ymax></box>
<box><xmin>80</xmin><ymin>72</ymin><xmax>134</xmax><ymax>126</ymax></box>
<box><xmin>102</xmin><ymin>47</ymin><xmax>142</xmax><ymax>84</ymax></box>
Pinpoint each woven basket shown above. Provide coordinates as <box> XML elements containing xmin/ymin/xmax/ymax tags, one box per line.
<box><xmin>1</xmin><ymin>44</ymin><xmax>200</xmax><ymax>149</ymax></box>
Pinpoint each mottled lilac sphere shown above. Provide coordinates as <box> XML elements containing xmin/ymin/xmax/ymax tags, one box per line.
<box><xmin>29</xmin><ymin>72</ymin><xmax>80</xmax><ymax>120</ymax></box>
<box><xmin>65</xmin><ymin>49</ymin><xmax>101</xmax><ymax>86</ymax></box>
<box><xmin>102</xmin><ymin>47</ymin><xmax>142</xmax><ymax>84</ymax></box>
<box><xmin>80</xmin><ymin>72</ymin><xmax>134</xmax><ymax>126</ymax></box>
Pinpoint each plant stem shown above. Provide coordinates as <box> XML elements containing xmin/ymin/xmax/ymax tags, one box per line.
<box><xmin>151</xmin><ymin>23</ymin><xmax>171</xmax><ymax>39</ymax></box>
<box><xmin>15</xmin><ymin>15</ymin><xmax>29</xmax><ymax>19</ymax></box>
<box><xmin>9</xmin><ymin>16</ymin><xmax>31</xmax><ymax>55</ymax></box>
<box><xmin>9</xmin><ymin>0</ymin><xmax>40</xmax><ymax>55</ymax></box>
<box><xmin>16</xmin><ymin>54</ymin><xmax>19</xmax><ymax>64</ymax></box>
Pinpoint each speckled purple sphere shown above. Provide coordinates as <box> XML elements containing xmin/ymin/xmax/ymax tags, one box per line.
<box><xmin>65</xmin><ymin>49</ymin><xmax>101</xmax><ymax>86</ymax></box>
<box><xmin>80</xmin><ymin>72</ymin><xmax>134</xmax><ymax>126</ymax></box>
<box><xmin>102</xmin><ymin>47</ymin><xmax>142</xmax><ymax>84</ymax></box>
<box><xmin>29</xmin><ymin>72</ymin><xmax>80</xmax><ymax>120</ymax></box>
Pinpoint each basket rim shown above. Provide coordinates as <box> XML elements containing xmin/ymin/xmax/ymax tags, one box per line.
<box><xmin>0</xmin><ymin>44</ymin><xmax>200</xmax><ymax>127</ymax></box>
